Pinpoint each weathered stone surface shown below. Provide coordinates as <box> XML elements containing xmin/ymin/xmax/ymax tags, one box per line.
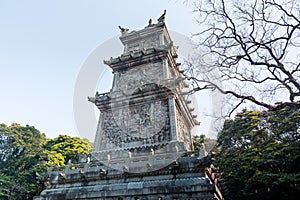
<box><xmin>34</xmin><ymin>156</ymin><xmax>216</xmax><ymax>200</ymax></box>
<box><xmin>91</xmin><ymin>19</ymin><xmax>196</xmax><ymax>172</ymax></box>
<box><xmin>35</xmin><ymin>16</ymin><xmax>223</xmax><ymax>200</ymax></box>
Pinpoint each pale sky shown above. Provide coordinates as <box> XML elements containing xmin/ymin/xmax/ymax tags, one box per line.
<box><xmin>0</xmin><ymin>0</ymin><xmax>218</xmax><ymax>141</ymax></box>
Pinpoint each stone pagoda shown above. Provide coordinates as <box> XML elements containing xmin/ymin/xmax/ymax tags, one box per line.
<box><xmin>34</xmin><ymin>12</ymin><xmax>223</xmax><ymax>200</ymax></box>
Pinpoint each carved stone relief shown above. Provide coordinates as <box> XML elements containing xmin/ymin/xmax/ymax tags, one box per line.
<box><xmin>175</xmin><ymin>107</ymin><xmax>192</xmax><ymax>150</ymax></box>
<box><xmin>127</xmin><ymin>43</ymin><xmax>140</xmax><ymax>52</ymax></box>
<box><xmin>101</xmin><ymin>100</ymin><xmax>170</xmax><ymax>150</ymax></box>
<box><xmin>142</xmin><ymin>35</ymin><xmax>160</xmax><ymax>49</ymax></box>
<box><xmin>112</xmin><ymin>62</ymin><xmax>164</xmax><ymax>96</ymax></box>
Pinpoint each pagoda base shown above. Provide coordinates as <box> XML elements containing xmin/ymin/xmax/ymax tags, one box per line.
<box><xmin>34</xmin><ymin>155</ymin><xmax>221</xmax><ymax>200</ymax></box>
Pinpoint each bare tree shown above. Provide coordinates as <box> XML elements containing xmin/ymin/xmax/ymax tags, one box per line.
<box><xmin>183</xmin><ymin>0</ymin><xmax>300</xmax><ymax>115</ymax></box>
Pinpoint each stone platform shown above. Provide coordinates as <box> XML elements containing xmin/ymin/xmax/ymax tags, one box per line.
<box><xmin>34</xmin><ymin>154</ymin><xmax>221</xmax><ymax>200</ymax></box>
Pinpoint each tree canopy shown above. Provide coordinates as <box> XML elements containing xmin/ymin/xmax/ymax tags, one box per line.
<box><xmin>0</xmin><ymin>123</ymin><xmax>47</xmax><ymax>199</ymax></box>
<box><xmin>44</xmin><ymin>134</ymin><xmax>92</xmax><ymax>165</ymax></box>
<box><xmin>214</xmin><ymin>107</ymin><xmax>300</xmax><ymax>199</ymax></box>
<box><xmin>0</xmin><ymin>123</ymin><xmax>92</xmax><ymax>200</ymax></box>
<box><xmin>185</xmin><ymin>1</ymin><xmax>300</xmax><ymax>198</ymax></box>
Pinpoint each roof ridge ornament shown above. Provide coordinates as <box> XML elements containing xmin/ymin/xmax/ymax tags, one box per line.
<box><xmin>118</xmin><ymin>25</ymin><xmax>129</xmax><ymax>33</ymax></box>
<box><xmin>157</xmin><ymin>9</ymin><xmax>166</xmax><ymax>23</ymax></box>
<box><xmin>148</xmin><ymin>18</ymin><xmax>153</xmax><ymax>26</ymax></box>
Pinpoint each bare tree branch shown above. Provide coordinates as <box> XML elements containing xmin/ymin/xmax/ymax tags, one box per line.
<box><xmin>187</xmin><ymin>0</ymin><xmax>300</xmax><ymax>115</ymax></box>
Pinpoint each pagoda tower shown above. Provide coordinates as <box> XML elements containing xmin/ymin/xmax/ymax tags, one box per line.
<box><xmin>34</xmin><ymin>12</ymin><xmax>223</xmax><ymax>200</ymax></box>
<box><xmin>88</xmin><ymin>12</ymin><xmax>198</xmax><ymax>173</ymax></box>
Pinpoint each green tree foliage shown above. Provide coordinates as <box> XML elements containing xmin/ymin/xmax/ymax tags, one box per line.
<box><xmin>41</xmin><ymin>150</ymin><xmax>65</xmax><ymax>167</ymax></box>
<box><xmin>0</xmin><ymin>123</ymin><xmax>47</xmax><ymax>199</ymax></box>
<box><xmin>44</xmin><ymin>134</ymin><xmax>92</xmax><ymax>165</ymax></box>
<box><xmin>192</xmin><ymin>134</ymin><xmax>205</xmax><ymax>151</ymax></box>
<box><xmin>192</xmin><ymin>134</ymin><xmax>217</xmax><ymax>154</ymax></box>
<box><xmin>215</xmin><ymin>107</ymin><xmax>300</xmax><ymax>200</ymax></box>
<box><xmin>0</xmin><ymin>174</ymin><xmax>13</xmax><ymax>199</ymax></box>
<box><xmin>0</xmin><ymin>123</ymin><xmax>92</xmax><ymax>200</ymax></box>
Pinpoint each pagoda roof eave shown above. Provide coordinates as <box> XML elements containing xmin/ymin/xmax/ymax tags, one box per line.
<box><xmin>103</xmin><ymin>43</ymin><xmax>176</xmax><ymax>67</ymax></box>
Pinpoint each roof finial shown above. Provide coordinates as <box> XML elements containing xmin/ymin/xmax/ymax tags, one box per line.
<box><xmin>118</xmin><ymin>25</ymin><xmax>129</xmax><ymax>33</ymax></box>
<box><xmin>157</xmin><ymin>9</ymin><xmax>166</xmax><ymax>23</ymax></box>
<box><xmin>148</xmin><ymin>18</ymin><xmax>153</xmax><ymax>26</ymax></box>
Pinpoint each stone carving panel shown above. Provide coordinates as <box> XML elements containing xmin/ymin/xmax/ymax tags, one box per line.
<box><xmin>176</xmin><ymin>107</ymin><xmax>192</xmax><ymax>150</ymax></box>
<box><xmin>112</xmin><ymin>62</ymin><xmax>164</xmax><ymax>96</ymax></box>
<box><xmin>101</xmin><ymin>100</ymin><xmax>170</xmax><ymax>149</ymax></box>
<box><xmin>127</xmin><ymin>35</ymin><xmax>160</xmax><ymax>52</ymax></box>
<box><xmin>142</xmin><ymin>35</ymin><xmax>160</xmax><ymax>49</ymax></box>
<box><xmin>127</xmin><ymin>42</ymin><xmax>140</xmax><ymax>52</ymax></box>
